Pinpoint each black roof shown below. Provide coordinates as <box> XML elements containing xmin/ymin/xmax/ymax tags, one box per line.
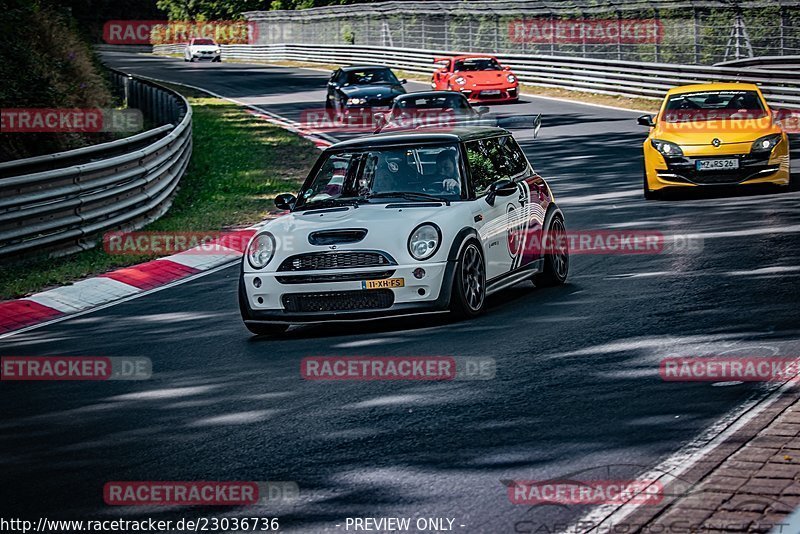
<box><xmin>341</xmin><ymin>65</ymin><xmax>395</xmax><ymax>71</ymax></box>
<box><xmin>394</xmin><ymin>91</ymin><xmax>468</xmax><ymax>100</ymax></box>
<box><xmin>328</xmin><ymin>126</ymin><xmax>509</xmax><ymax>150</ymax></box>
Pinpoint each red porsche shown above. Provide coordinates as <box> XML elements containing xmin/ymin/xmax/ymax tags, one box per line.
<box><xmin>431</xmin><ymin>55</ymin><xmax>519</xmax><ymax>104</ymax></box>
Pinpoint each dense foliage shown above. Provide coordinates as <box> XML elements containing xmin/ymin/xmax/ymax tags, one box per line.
<box><xmin>0</xmin><ymin>0</ymin><xmax>116</xmax><ymax>160</ymax></box>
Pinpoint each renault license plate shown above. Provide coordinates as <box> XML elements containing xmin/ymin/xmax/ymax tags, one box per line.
<box><xmin>696</xmin><ymin>159</ymin><xmax>739</xmax><ymax>171</ymax></box>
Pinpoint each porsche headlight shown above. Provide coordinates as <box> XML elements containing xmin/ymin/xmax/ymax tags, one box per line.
<box><xmin>247</xmin><ymin>232</ymin><xmax>276</xmax><ymax>269</ymax></box>
<box><xmin>455</xmin><ymin>76</ymin><xmax>466</xmax><ymax>85</ymax></box>
<box><xmin>507</xmin><ymin>74</ymin><xmax>517</xmax><ymax>83</ymax></box>
<box><xmin>751</xmin><ymin>134</ymin><xmax>782</xmax><ymax>153</ymax></box>
<box><xmin>347</xmin><ymin>97</ymin><xmax>367</xmax><ymax>106</ymax></box>
<box><xmin>651</xmin><ymin>139</ymin><xmax>683</xmax><ymax>157</ymax></box>
<box><xmin>408</xmin><ymin>223</ymin><xmax>441</xmax><ymax>261</ymax></box>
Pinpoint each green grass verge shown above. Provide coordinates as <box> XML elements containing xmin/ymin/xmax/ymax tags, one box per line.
<box><xmin>0</xmin><ymin>88</ymin><xmax>319</xmax><ymax>301</ymax></box>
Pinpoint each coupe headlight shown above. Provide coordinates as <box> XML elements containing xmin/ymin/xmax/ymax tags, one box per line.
<box><xmin>507</xmin><ymin>74</ymin><xmax>517</xmax><ymax>83</ymax></box>
<box><xmin>247</xmin><ymin>232</ymin><xmax>276</xmax><ymax>269</ymax></box>
<box><xmin>455</xmin><ymin>77</ymin><xmax>466</xmax><ymax>85</ymax></box>
<box><xmin>651</xmin><ymin>139</ymin><xmax>683</xmax><ymax>157</ymax></box>
<box><xmin>347</xmin><ymin>97</ymin><xmax>367</xmax><ymax>106</ymax></box>
<box><xmin>751</xmin><ymin>134</ymin><xmax>782</xmax><ymax>153</ymax></box>
<box><xmin>408</xmin><ymin>223</ymin><xmax>441</xmax><ymax>261</ymax></box>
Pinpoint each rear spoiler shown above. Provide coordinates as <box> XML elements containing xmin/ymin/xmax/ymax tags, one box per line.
<box><xmin>433</xmin><ymin>57</ymin><xmax>451</xmax><ymax>64</ymax></box>
<box><xmin>496</xmin><ymin>114</ymin><xmax>542</xmax><ymax>137</ymax></box>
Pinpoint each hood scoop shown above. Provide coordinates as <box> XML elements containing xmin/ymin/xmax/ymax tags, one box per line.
<box><xmin>309</xmin><ymin>229</ymin><xmax>368</xmax><ymax>246</ymax></box>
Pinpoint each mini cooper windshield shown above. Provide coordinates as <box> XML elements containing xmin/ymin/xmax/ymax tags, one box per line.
<box><xmin>296</xmin><ymin>143</ymin><xmax>464</xmax><ymax>209</ymax></box>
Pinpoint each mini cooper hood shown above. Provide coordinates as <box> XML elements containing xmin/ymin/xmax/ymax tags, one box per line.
<box><xmin>263</xmin><ymin>203</ymin><xmax>449</xmax><ymax>237</ymax></box>
<box><xmin>341</xmin><ymin>84</ymin><xmax>405</xmax><ymax>99</ymax></box>
<box><xmin>654</xmin><ymin>117</ymin><xmax>780</xmax><ymax>145</ymax></box>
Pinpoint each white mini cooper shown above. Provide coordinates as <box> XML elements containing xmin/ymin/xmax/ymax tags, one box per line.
<box><xmin>239</xmin><ymin>126</ymin><xmax>568</xmax><ymax>336</ymax></box>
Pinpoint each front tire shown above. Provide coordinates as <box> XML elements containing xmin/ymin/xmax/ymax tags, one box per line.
<box><xmin>534</xmin><ymin>214</ymin><xmax>569</xmax><ymax>287</ymax></box>
<box><xmin>450</xmin><ymin>241</ymin><xmax>486</xmax><ymax>318</ymax></box>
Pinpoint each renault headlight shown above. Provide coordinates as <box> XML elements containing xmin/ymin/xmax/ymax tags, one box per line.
<box><xmin>751</xmin><ymin>134</ymin><xmax>782</xmax><ymax>153</ymax></box>
<box><xmin>247</xmin><ymin>232</ymin><xmax>276</xmax><ymax>269</ymax></box>
<box><xmin>651</xmin><ymin>139</ymin><xmax>683</xmax><ymax>157</ymax></box>
<box><xmin>408</xmin><ymin>223</ymin><xmax>441</xmax><ymax>261</ymax></box>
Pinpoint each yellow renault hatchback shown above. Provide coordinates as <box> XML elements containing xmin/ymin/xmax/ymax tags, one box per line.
<box><xmin>638</xmin><ymin>83</ymin><xmax>790</xmax><ymax>199</ymax></box>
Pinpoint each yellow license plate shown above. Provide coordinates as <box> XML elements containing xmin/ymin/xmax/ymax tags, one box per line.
<box><xmin>362</xmin><ymin>278</ymin><xmax>404</xmax><ymax>289</ymax></box>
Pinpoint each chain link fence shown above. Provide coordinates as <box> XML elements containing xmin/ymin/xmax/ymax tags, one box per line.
<box><xmin>244</xmin><ymin>0</ymin><xmax>800</xmax><ymax>65</ymax></box>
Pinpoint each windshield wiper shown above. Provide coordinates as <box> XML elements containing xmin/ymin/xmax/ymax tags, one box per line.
<box><xmin>297</xmin><ymin>197</ymin><xmax>366</xmax><ymax>210</ymax></box>
<box><xmin>367</xmin><ymin>191</ymin><xmax>450</xmax><ymax>206</ymax></box>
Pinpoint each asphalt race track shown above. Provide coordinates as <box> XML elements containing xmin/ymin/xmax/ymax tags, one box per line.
<box><xmin>2</xmin><ymin>52</ymin><xmax>800</xmax><ymax>533</ymax></box>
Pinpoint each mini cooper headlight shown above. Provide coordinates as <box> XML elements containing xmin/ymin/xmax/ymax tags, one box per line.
<box><xmin>651</xmin><ymin>139</ymin><xmax>684</xmax><ymax>157</ymax></box>
<box><xmin>408</xmin><ymin>223</ymin><xmax>441</xmax><ymax>261</ymax></box>
<box><xmin>247</xmin><ymin>232</ymin><xmax>276</xmax><ymax>269</ymax></box>
<box><xmin>348</xmin><ymin>97</ymin><xmax>367</xmax><ymax>105</ymax></box>
<box><xmin>507</xmin><ymin>74</ymin><xmax>517</xmax><ymax>83</ymax></box>
<box><xmin>751</xmin><ymin>134</ymin><xmax>782</xmax><ymax>153</ymax></box>
<box><xmin>455</xmin><ymin>76</ymin><xmax>466</xmax><ymax>85</ymax></box>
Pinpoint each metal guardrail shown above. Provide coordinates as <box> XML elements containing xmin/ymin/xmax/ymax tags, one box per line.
<box><xmin>153</xmin><ymin>43</ymin><xmax>800</xmax><ymax>109</ymax></box>
<box><xmin>0</xmin><ymin>68</ymin><xmax>192</xmax><ymax>261</ymax></box>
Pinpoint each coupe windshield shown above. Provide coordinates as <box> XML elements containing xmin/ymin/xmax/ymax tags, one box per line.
<box><xmin>454</xmin><ymin>58</ymin><xmax>502</xmax><ymax>71</ymax></box>
<box><xmin>663</xmin><ymin>91</ymin><xmax>767</xmax><ymax>122</ymax></box>
<box><xmin>192</xmin><ymin>39</ymin><xmax>215</xmax><ymax>45</ymax></box>
<box><xmin>345</xmin><ymin>68</ymin><xmax>400</xmax><ymax>86</ymax></box>
<box><xmin>297</xmin><ymin>143</ymin><xmax>463</xmax><ymax>208</ymax></box>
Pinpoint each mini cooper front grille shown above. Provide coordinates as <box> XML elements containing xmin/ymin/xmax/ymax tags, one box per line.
<box><xmin>276</xmin><ymin>270</ymin><xmax>395</xmax><ymax>284</ymax></box>
<box><xmin>308</xmin><ymin>229</ymin><xmax>367</xmax><ymax>246</ymax></box>
<box><xmin>281</xmin><ymin>290</ymin><xmax>394</xmax><ymax>312</ymax></box>
<box><xmin>277</xmin><ymin>251</ymin><xmax>395</xmax><ymax>272</ymax></box>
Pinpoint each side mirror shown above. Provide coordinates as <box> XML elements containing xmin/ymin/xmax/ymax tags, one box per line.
<box><xmin>637</xmin><ymin>114</ymin><xmax>655</xmax><ymax>127</ymax></box>
<box><xmin>400</xmin><ymin>79</ymin><xmax>408</xmax><ymax>84</ymax></box>
<box><xmin>485</xmin><ymin>179</ymin><xmax>517</xmax><ymax>206</ymax></box>
<box><xmin>477</xmin><ymin>106</ymin><xmax>490</xmax><ymax>116</ymax></box>
<box><xmin>503</xmin><ymin>65</ymin><xmax>512</xmax><ymax>71</ymax></box>
<box><xmin>274</xmin><ymin>193</ymin><xmax>296</xmax><ymax>211</ymax></box>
